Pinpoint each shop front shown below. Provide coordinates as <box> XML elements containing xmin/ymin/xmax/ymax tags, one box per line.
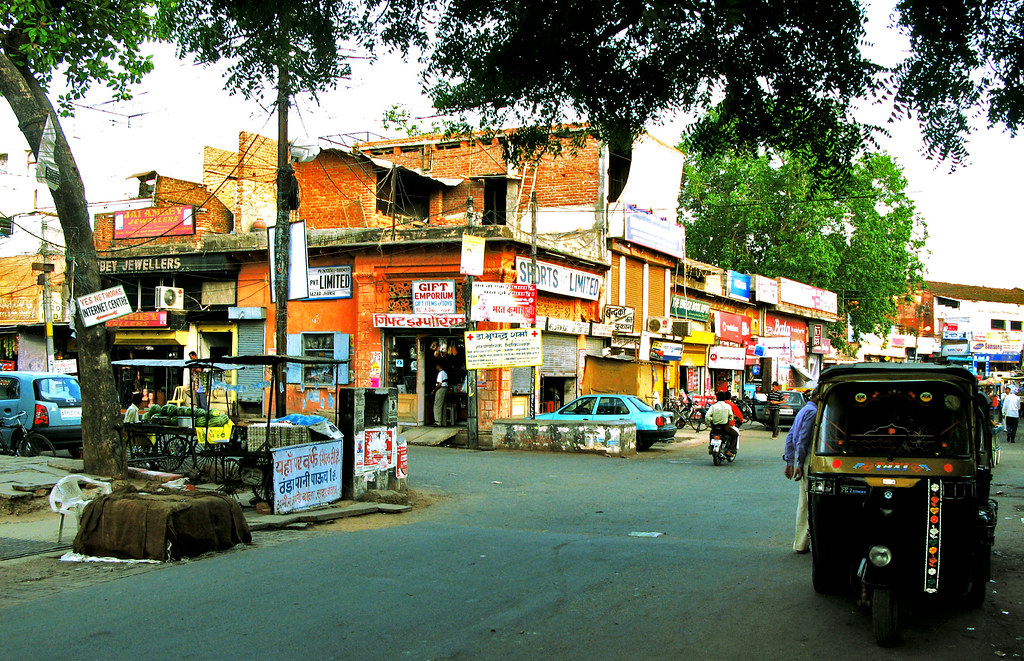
<box><xmin>759</xmin><ymin>312</ymin><xmax>809</xmax><ymax>389</ymax></box>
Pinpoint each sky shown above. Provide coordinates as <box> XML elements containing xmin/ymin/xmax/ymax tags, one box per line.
<box><xmin>2</xmin><ymin>2</ymin><xmax>1021</xmax><ymax>290</ymax></box>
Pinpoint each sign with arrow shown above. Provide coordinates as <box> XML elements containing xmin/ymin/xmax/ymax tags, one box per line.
<box><xmin>464</xmin><ymin>329</ymin><xmax>543</xmax><ymax>369</ymax></box>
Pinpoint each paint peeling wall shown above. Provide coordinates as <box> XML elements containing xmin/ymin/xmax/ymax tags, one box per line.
<box><xmin>490</xmin><ymin>419</ymin><xmax>636</xmax><ymax>457</ymax></box>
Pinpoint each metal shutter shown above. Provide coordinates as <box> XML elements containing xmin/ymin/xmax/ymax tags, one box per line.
<box><xmin>511</xmin><ymin>366</ymin><xmax>533</xmax><ymax>394</ymax></box>
<box><xmin>235</xmin><ymin>321</ymin><xmax>266</xmax><ymax>404</ymax></box>
<box><xmin>585</xmin><ymin>337</ymin><xmax>605</xmax><ymax>355</ymax></box>
<box><xmin>648</xmin><ymin>266</ymin><xmax>665</xmax><ymax>317</ymax></box>
<box><xmin>610</xmin><ymin>259</ymin><xmax>621</xmax><ymax>305</ymax></box>
<box><xmin>624</xmin><ymin>259</ymin><xmax>644</xmax><ymax>330</ymax></box>
<box><xmin>541</xmin><ymin>333</ymin><xmax>578</xmax><ymax>376</ymax></box>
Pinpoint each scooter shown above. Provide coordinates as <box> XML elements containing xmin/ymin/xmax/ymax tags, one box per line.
<box><xmin>708</xmin><ymin>424</ymin><xmax>736</xmax><ymax>466</ymax></box>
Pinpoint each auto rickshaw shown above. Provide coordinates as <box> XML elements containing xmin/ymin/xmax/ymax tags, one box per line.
<box><xmin>806</xmin><ymin>363</ymin><xmax>998</xmax><ymax>646</ymax></box>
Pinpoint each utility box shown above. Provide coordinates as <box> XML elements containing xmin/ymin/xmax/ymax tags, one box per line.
<box><xmin>337</xmin><ymin>387</ymin><xmax>402</xmax><ymax>500</ymax></box>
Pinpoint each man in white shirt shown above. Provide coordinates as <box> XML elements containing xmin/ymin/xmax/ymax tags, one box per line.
<box><xmin>1002</xmin><ymin>386</ymin><xmax>1020</xmax><ymax>443</ymax></box>
<box><xmin>432</xmin><ymin>364</ymin><xmax>449</xmax><ymax>426</ymax></box>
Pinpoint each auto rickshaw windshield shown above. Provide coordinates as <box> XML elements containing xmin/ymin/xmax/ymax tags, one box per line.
<box><xmin>816</xmin><ymin>380</ymin><xmax>972</xmax><ymax>458</ymax></box>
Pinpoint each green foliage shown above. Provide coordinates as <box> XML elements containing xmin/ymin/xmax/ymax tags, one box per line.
<box><xmin>369</xmin><ymin>0</ymin><xmax>1024</xmax><ymax>172</ymax></box>
<box><xmin>0</xmin><ymin>0</ymin><xmax>159</xmax><ymax>114</ymax></box>
<box><xmin>678</xmin><ymin>148</ymin><xmax>927</xmax><ymax>342</ymax></box>
<box><xmin>158</xmin><ymin>0</ymin><xmax>363</xmax><ymax>101</ymax></box>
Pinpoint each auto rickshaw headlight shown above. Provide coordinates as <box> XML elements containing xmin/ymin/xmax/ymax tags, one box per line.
<box><xmin>868</xmin><ymin>545</ymin><xmax>893</xmax><ymax>567</ymax></box>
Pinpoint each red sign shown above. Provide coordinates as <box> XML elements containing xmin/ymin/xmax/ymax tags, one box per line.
<box><xmin>114</xmin><ymin>205</ymin><xmax>194</xmax><ymax>239</ymax></box>
<box><xmin>106</xmin><ymin>311</ymin><xmax>168</xmax><ymax>327</ymax></box>
<box><xmin>716</xmin><ymin>311</ymin><xmax>752</xmax><ymax>344</ymax></box>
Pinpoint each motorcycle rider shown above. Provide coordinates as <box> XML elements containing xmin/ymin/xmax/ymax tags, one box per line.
<box><xmin>707</xmin><ymin>390</ymin><xmax>740</xmax><ymax>457</ymax></box>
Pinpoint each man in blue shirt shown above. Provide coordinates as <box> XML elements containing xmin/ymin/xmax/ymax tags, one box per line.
<box><xmin>783</xmin><ymin>387</ymin><xmax>819</xmax><ymax>553</ymax></box>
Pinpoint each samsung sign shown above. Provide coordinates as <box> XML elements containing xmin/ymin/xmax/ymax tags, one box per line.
<box><xmin>516</xmin><ymin>256</ymin><xmax>602</xmax><ymax>301</ymax></box>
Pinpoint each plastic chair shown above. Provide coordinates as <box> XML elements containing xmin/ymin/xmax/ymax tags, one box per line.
<box><xmin>49</xmin><ymin>474</ymin><xmax>113</xmax><ymax>543</ymax></box>
<box><xmin>166</xmin><ymin>385</ymin><xmax>191</xmax><ymax>407</ymax></box>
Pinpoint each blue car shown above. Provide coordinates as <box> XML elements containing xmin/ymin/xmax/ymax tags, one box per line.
<box><xmin>0</xmin><ymin>372</ymin><xmax>83</xmax><ymax>454</ymax></box>
<box><xmin>535</xmin><ymin>394</ymin><xmax>677</xmax><ymax>451</ymax></box>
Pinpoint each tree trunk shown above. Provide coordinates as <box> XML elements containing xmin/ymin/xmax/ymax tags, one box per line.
<box><xmin>0</xmin><ymin>53</ymin><xmax>126</xmax><ymax>477</ymax></box>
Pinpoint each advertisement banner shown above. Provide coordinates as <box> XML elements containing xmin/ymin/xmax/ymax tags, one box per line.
<box><xmin>413</xmin><ymin>280</ymin><xmax>457</xmax><ymax>314</ymax></box>
<box><xmin>306</xmin><ymin>265</ymin><xmax>352</xmax><ymax>300</ymax></box>
<box><xmin>778</xmin><ymin>277</ymin><xmax>838</xmax><ymax>314</ymax></box>
<box><xmin>471</xmin><ymin>282</ymin><xmax>536</xmax><ymax>323</ymax></box>
<box><xmin>727</xmin><ymin>271</ymin><xmax>751</xmax><ymax>301</ymax></box>
<box><xmin>516</xmin><ymin>256</ymin><xmax>602</xmax><ymax>300</ymax></box>
<box><xmin>460</xmin><ymin>234</ymin><xmax>485</xmax><ymax>276</ymax></box>
<box><xmin>464</xmin><ymin>328</ymin><xmax>543</xmax><ymax>368</ymax></box>
<box><xmin>268</xmin><ymin>220</ymin><xmax>310</xmax><ymax>302</ymax></box>
<box><xmin>113</xmin><ymin>205</ymin><xmax>194</xmax><ymax>239</ymax></box>
<box><xmin>715</xmin><ymin>311</ymin><xmax>752</xmax><ymax>344</ymax></box>
<box><xmin>623</xmin><ymin>204</ymin><xmax>685</xmax><ymax>258</ymax></box>
<box><xmin>670</xmin><ymin>295</ymin><xmax>712</xmax><ymax>322</ymax></box>
<box><xmin>356</xmin><ymin>427</ymin><xmax>396</xmax><ymax>475</ymax></box>
<box><xmin>272</xmin><ymin>441</ymin><xmax>343</xmax><ymax>514</ymax></box>
<box><xmin>753</xmin><ymin>274</ymin><xmax>779</xmax><ymax>304</ymax></box>
<box><xmin>106</xmin><ymin>311</ymin><xmax>167</xmax><ymax>327</ymax></box>
<box><xmin>707</xmin><ymin>345</ymin><xmax>746</xmax><ymax>370</ymax></box>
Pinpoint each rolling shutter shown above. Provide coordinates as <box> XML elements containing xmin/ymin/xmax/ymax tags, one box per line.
<box><xmin>541</xmin><ymin>333</ymin><xmax>578</xmax><ymax>376</ymax></box>
<box><xmin>649</xmin><ymin>266</ymin><xmax>666</xmax><ymax>317</ymax></box>
<box><xmin>624</xmin><ymin>259</ymin><xmax>644</xmax><ymax>330</ymax></box>
<box><xmin>235</xmin><ymin>321</ymin><xmax>266</xmax><ymax>404</ymax></box>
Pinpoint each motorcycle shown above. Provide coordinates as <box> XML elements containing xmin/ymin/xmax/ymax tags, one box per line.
<box><xmin>708</xmin><ymin>423</ymin><xmax>736</xmax><ymax>465</ymax></box>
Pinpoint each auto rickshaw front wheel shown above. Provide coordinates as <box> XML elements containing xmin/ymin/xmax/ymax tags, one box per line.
<box><xmin>872</xmin><ymin>587</ymin><xmax>900</xmax><ymax>647</ymax></box>
<box><xmin>966</xmin><ymin>546</ymin><xmax>992</xmax><ymax>607</ymax></box>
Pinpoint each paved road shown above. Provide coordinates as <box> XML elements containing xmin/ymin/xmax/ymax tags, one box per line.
<box><xmin>1</xmin><ymin>426</ymin><xmax>1021</xmax><ymax>660</ymax></box>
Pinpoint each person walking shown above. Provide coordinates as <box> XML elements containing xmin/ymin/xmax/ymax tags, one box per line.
<box><xmin>432</xmin><ymin>363</ymin><xmax>449</xmax><ymax>426</ymax></box>
<box><xmin>1002</xmin><ymin>386</ymin><xmax>1020</xmax><ymax>443</ymax></box>
<box><xmin>783</xmin><ymin>386</ymin><xmax>820</xmax><ymax>554</ymax></box>
<box><xmin>766</xmin><ymin>381</ymin><xmax>785</xmax><ymax>438</ymax></box>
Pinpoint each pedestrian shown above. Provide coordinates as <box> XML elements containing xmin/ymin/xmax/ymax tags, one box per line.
<box><xmin>783</xmin><ymin>386</ymin><xmax>820</xmax><ymax>554</ymax></box>
<box><xmin>188</xmin><ymin>350</ymin><xmax>209</xmax><ymax>410</ymax></box>
<box><xmin>123</xmin><ymin>392</ymin><xmax>143</xmax><ymax>423</ymax></box>
<box><xmin>1002</xmin><ymin>386</ymin><xmax>1020</xmax><ymax>443</ymax></box>
<box><xmin>432</xmin><ymin>363</ymin><xmax>449</xmax><ymax>426</ymax></box>
<box><xmin>767</xmin><ymin>381</ymin><xmax>785</xmax><ymax>439</ymax></box>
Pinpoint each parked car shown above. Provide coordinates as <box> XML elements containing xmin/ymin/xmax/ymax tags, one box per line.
<box><xmin>0</xmin><ymin>372</ymin><xmax>83</xmax><ymax>453</ymax></box>
<box><xmin>534</xmin><ymin>394</ymin><xmax>676</xmax><ymax>451</ymax></box>
<box><xmin>752</xmin><ymin>390</ymin><xmax>809</xmax><ymax>429</ymax></box>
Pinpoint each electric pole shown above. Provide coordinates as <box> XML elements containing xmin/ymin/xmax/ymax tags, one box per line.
<box><xmin>273</xmin><ymin>63</ymin><xmax>291</xmax><ymax>418</ymax></box>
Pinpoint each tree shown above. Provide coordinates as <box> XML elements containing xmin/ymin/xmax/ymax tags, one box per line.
<box><xmin>678</xmin><ymin>148</ymin><xmax>927</xmax><ymax>341</ymax></box>
<box><xmin>375</xmin><ymin>0</ymin><xmax>1024</xmax><ymax>173</ymax></box>
<box><xmin>0</xmin><ymin>0</ymin><xmax>161</xmax><ymax>476</ymax></box>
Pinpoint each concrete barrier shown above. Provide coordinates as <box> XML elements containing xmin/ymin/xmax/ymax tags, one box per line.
<box><xmin>489</xmin><ymin>418</ymin><xmax>636</xmax><ymax>457</ymax></box>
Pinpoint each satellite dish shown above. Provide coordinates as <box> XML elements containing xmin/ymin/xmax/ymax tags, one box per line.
<box><xmin>289</xmin><ymin>136</ymin><xmax>321</xmax><ymax>163</ymax></box>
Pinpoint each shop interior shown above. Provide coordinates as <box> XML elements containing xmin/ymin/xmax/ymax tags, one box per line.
<box><xmin>388</xmin><ymin>334</ymin><xmax>466</xmax><ymax>426</ymax></box>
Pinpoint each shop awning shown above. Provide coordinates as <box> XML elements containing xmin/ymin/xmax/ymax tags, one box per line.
<box><xmin>113</xmin><ymin>330</ymin><xmax>188</xmax><ymax>346</ymax></box>
<box><xmin>790</xmin><ymin>363</ymin><xmax>815</xmax><ymax>380</ymax></box>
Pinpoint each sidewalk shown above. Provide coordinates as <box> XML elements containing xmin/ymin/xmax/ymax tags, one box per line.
<box><xmin>0</xmin><ymin>454</ymin><xmax>410</xmax><ymax>560</ymax></box>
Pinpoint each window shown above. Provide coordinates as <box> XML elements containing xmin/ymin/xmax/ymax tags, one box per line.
<box><xmin>991</xmin><ymin>319</ymin><xmax>1006</xmax><ymax>330</ymax></box>
<box><xmin>597</xmin><ymin>397</ymin><xmax>630</xmax><ymax>415</ymax></box>
<box><xmin>376</xmin><ymin>168</ymin><xmax>431</xmax><ymax>221</ymax></box>
<box><xmin>563</xmin><ymin>397</ymin><xmax>596</xmax><ymax>416</ymax></box>
<box><xmin>482</xmin><ymin>178</ymin><xmax>507</xmax><ymax>225</ymax></box>
<box><xmin>301</xmin><ymin>333</ymin><xmax>336</xmax><ymax>386</ymax></box>
<box><xmin>1013</xmin><ymin>321</ymin><xmax>1023</xmax><ymax>331</ymax></box>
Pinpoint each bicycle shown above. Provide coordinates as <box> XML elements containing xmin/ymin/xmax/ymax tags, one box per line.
<box><xmin>0</xmin><ymin>411</ymin><xmax>56</xmax><ymax>457</ymax></box>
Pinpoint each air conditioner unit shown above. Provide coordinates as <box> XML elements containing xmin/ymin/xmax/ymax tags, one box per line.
<box><xmin>671</xmin><ymin>320</ymin><xmax>691</xmax><ymax>337</ymax></box>
<box><xmin>646</xmin><ymin>316</ymin><xmax>671</xmax><ymax>334</ymax></box>
<box><xmin>155</xmin><ymin>286</ymin><xmax>185</xmax><ymax>310</ymax></box>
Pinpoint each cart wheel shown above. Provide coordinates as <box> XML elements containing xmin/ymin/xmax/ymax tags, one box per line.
<box><xmin>251</xmin><ymin>466</ymin><xmax>274</xmax><ymax>505</ymax></box>
<box><xmin>871</xmin><ymin>587</ymin><xmax>900</xmax><ymax>647</ymax></box>
<box><xmin>18</xmin><ymin>432</ymin><xmax>55</xmax><ymax>458</ymax></box>
<box><xmin>158</xmin><ymin>435</ymin><xmax>188</xmax><ymax>473</ymax></box>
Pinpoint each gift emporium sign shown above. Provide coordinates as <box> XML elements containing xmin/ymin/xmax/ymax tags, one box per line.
<box><xmin>413</xmin><ymin>280</ymin><xmax>457</xmax><ymax>314</ymax></box>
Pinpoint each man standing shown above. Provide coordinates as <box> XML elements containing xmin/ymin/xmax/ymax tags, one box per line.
<box><xmin>783</xmin><ymin>387</ymin><xmax>819</xmax><ymax>554</ymax></box>
<box><xmin>1002</xmin><ymin>386</ymin><xmax>1020</xmax><ymax>443</ymax></box>
<box><xmin>766</xmin><ymin>381</ymin><xmax>785</xmax><ymax>438</ymax></box>
<box><xmin>188</xmin><ymin>350</ymin><xmax>209</xmax><ymax>410</ymax></box>
<box><xmin>432</xmin><ymin>363</ymin><xmax>449</xmax><ymax>426</ymax></box>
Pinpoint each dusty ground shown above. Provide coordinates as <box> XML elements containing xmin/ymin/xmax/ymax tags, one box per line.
<box><xmin>0</xmin><ymin>487</ymin><xmax>448</xmax><ymax>608</ymax></box>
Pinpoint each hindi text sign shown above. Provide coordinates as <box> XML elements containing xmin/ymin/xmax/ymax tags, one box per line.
<box><xmin>471</xmin><ymin>282</ymin><xmax>536</xmax><ymax>323</ymax></box>
<box><xmin>272</xmin><ymin>441</ymin><xmax>343</xmax><ymax>514</ymax></box>
<box><xmin>464</xmin><ymin>329</ymin><xmax>543</xmax><ymax>369</ymax></box>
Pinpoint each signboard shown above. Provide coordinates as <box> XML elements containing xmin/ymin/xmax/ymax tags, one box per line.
<box><xmin>306</xmin><ymin>265</ymin><xmax>352</xmax><ymax>300</ymax></box>
<box><xmin>650</xmin><ymin>340</ymin><xmax>682</xmax><ymax>361</ymax></box>
<box><xmin>753</xmin><ymin>336</ymin><xmax>791</xmax><ymax>359</ymax></box>
<box><xmin>515</xmin><ymin>256</ymin><xmax>602</xmax><ymax>301</ymax></box>
<box><xmin>753</xmin><ymin>274</ymin><xmax>779</xmax><ymax>305</ymax></box>
<box><xmin>471</xmin><ymin>282</ymin><xmax>536</xmax><ymax>323</ymax></box>
<box><xmin>106</xmin><ymin>311</ymin><xmax>168</xmax><ymax>327</ymax></box>
<box><xmin>942</xmin><ymin>343</ymin><xmax>970</xmax><ymax>357</ymax></box>
<box><xmin>372</xmin><ymin>313</ymin><xmax>465</xmax><ymax>329</ymax></box>
<box><xmin>603</xmin><ymin>305</ymin><xmax>635</xmax><ymax>332</ymax></box>
<box><xmin>707</xmin><ymin>345</ymin><xmax>746</xmax><ymax>370</ymax></box>
<box><xmin>99</xmin><ymin>253</ymin><xmax>235</xmax><ymax>274</ymax></box>
<box><xmin>546</xmin><ymin>317</ymin><xmax>589</xmax><ymax>335</ymax></box>
<box><xmin>622</xmin><ymin>204</ymin><xmax>685</xmax><ymax>259</ymax></box>
<box><xmin>460</xmin><ymin>234</ymin><xmax>485</xmax><ymax>276</ymax></box>
<box><xmin>413</xmin><ymin>280</ymin><xmax>457</xmax><ymax>314</ymax></box>
<box><xmin>716</xmin><ymin>311</ymin><xmax>752</xmax><ymax>344</ymax></box>
<box><xmin>76</xmin><ymin>286</ymin><xmax>133</xmax><ymax>327</ymax></box>
<box><xmin>272</xmin><ymin>441</ymin><xmax>342</xmax><ymax>514</ymax></box>
<box><xmin>356</xmin><ymin>427</ymin><xmax>397</xmax><ymax>475</ymax></box>
<box><xmin>727</xmin><ymin>271</ymin><xmax>751</xmax><ymax>301</ymax></box>
<box><xmin>113</xmin><ymin>205</ymin><xmax>194</xmax><ymax>239</ymax></box>
<box><xmin>590</xmin><ymin>322</ymin><xmax>614</xmax><ymax>337</ymax></box>
<box><xmin>670</xmin><ymin>295</ymin><xmax>712</xmax><ymax>322</ymax></box>
<box><xmin>268</xmin><ymin>220</ymin><xmax>310</xmax><ymax>301</ymax></box>
<box><xmin>778</xmin><ymin>277</ymin><xmax>838</xmax><ymax>315</ymax></box>
<box><xmin>50</xmin><ymin>358</ymin><xmax>78</xmax><ymax>374</ymax></box>
<box><xmin>464</xmin><ymin>328</ymin><xmax>543</xmax><ymax>369</ymax></box>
